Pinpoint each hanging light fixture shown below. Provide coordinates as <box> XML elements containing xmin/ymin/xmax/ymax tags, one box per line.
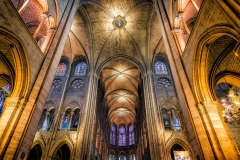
<box><xmin>220</xmin><ymin>86</ymin><xmax>240</xmax><ymax>124</ymax></box>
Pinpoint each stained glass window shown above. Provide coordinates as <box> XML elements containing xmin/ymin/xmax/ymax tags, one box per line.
<box><xmin>55</xmin><ymin>63</ymin><xmax>67</xmax><ymax>76</ymax></box>
<box><xmin>155</xmin><ymin>61</ymin><xmax>168</xmax><ymax>75</ymax></box>
<box><xmin>118</xmin><ymin>126</ymin><xmax>126</xmax><ymax>146</ymax></box>
<box><xmin>51</xmin><ymin>79</ymin><xmax>61</xmax><ymax>89</ymax></box>
<box><xmin>0</xmin><ymin>85</ymin><xmax>10</xmax><ymax>115</ymax></box>
<box><xmin>47</xmin><ymin>109</ymin><xmax>55</xmax><ymax>131</ymax></box>
<box><xmin>38</xmin><ymin>109</ymin><xmax>46</xmax><ymax>131</ymax></box>
<box><xmin>162</xmin><ymin>108</ymin><xmax>171</xmax><ymax>130</ymax></box>
<box><xmin>71</xmin><ymin>79</ymin><xmax>84</xmax><ymax>88</ymax></box>
<box><xmin>129</xmin><ymin>154</ymin><xmax>136</xmax><ymax>160</ymax></box>
<box><xmin>129</xmin><ymin>125</ymin><xmax>135</xmax><ymax>145</ymax></box>
<box><xmin>109</xmin><ymin>152</ymin><xmax>115</xmax><ymax>160</ymax></box>
<box><xmin>0</xmin><ymin>90</ymin><xmax>4</xmax><ymax>115</ymax></box>
<box><xmin>172</xmin><ymin>109</ymin><xmax>181</xmax><ymax>131</ymax></box>
<box><xmin>60</xmin><ymin>108</ymin><xmax>71</xmax><ymax>130</ymax></box>
<box><xmin>110</xmin><ymin>124</ymin><xmax>116</xmax><ymax>145</ymax></box>
<box><xmin>158</xmin><ymin>77</ymin><xmax>170</xmax><ymax>88</ymax></box>
<box><xmin>119</xmin><ymin>154</ymin><xmax>126</xmax><ymax>160</ymax></box>
<box><xmin>74</xmin><ymin>62</ymin><xmax>87</xmax><ymax>76</ymax></box>
<box><xmin>71</xmin><ymin>108</ymin><xmax>80</xmax><ymax>130</ymax></box>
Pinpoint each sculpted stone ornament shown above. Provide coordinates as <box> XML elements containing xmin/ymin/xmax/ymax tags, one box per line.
<box><xmin>112</xmin><ymin>16</ymin><xmax>126</xmax><ymax>29</ymax></box>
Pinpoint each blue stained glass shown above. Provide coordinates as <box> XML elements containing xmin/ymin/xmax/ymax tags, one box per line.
<box><xmin>155</xmin><ymin>61</ymin><xmax>168</xmax><ymax>75</ymax></box>
<box><xmin>129</xmin><ymin>125</ymin><xmax>135</xmax><ymax>145</ymax></box>
<box><xmin>130</xmin><ymin>155</ymin><xmax>136</xmax><ymax>160</ymax></box>
<box><xmin>0</xmin><ymin>85</ymin><xmax>10</xmax><ymax>115</ymax></box>
<box><xmin>0</xmin><ymin>91</ymin><xmax>4</xmax><ymax>114</ymax></box>
<box><xmin>109</xmin><ymin>154</ymin><xmax>115</xmax><ymax>160</ymax></box>
<box><xmin>110</xmin><ymin>124</ymin><xmax>116</xmax><ymax>145</ymax></box>
<box><xmin>75</xmin><ymin>62</ymin><xmax>87</xmax><ymax>76</ymax></box>
<box><xmin>118</xmin><ymin>126</ymin><xmax>126</xmax><ymax>146</ymax></box>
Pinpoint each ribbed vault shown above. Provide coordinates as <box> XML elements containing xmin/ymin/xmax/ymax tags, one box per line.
<box><xmin>101</xmin><ymin>58</ymin><xmax>141</xmax><ymax>125</ymax></box>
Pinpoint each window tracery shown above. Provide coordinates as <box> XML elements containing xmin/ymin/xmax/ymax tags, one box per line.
<box><xmin>55</xmin><ymin>63</ymin><xmax>66</xmax><ymax>76</ymax></box>
<box><xmin>51</xmin><ymin>79</ymin><xmax>61</xmax><ymax>89</ymax></box>
<box><xmin>158</xmin><ymin>77</ymin><xmax>171</xmax><ymax>88</ymax></box>
<box><xmin>71</xmin><ymin>79</ymin><xmax>84</xmax><ymax>88</ymax></box>
<box><xmin>155</xmin><ymin>61</ymin><xmax>168</xmax><ymax>74</ymax></box>
<box><xmin>74</xmin><ymin>62</ymin><xmax>87</xmax><ymax>76</ymax></box>
<box><xmin>118</xmin><ymin>126</ymin><xmax>126</xmax><ymax>146</ymax></box>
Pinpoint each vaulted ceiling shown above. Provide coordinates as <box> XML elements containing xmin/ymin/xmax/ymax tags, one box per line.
<box><xmin>66</xmin><ymin>0</ymin><xmax>166</xmax><ymax>125</ymax></box>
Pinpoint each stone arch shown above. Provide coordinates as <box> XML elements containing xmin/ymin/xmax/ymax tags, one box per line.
<box><xmin>28</xmin><ymin>143</ymin><xmax>43</xmax><ymax>160</ymax></box>
<box><xmin>96</xmin><ymin>55</ymin><xmax>145</xmax><ymax>76</ymax></box>
<box><xmin>31</xmin><ymin>138</ymin><xmax>45</xmax><ymax>151</ymax></box>
<box><xmin>216</xmin><ymin>74</ymin><xmax>240</xmax><ymax>89</ymax></box>
<box><xmin>0</xmin><ymin>29</ymin><xmax>29</xmax><ymax>99</ymax></box>
<box><xmin>49</xmin><ymin>139</ymin><xmax>73</xmax><ymax>159</ymax></box>
<box><xmin>160</xmin><ymin>99</ymin><xmax>178</xmax><ymax>110</ymax></box>
<box><xmin>167</xmin><ymin>138</ymin><xmax>194</xmax><ymax>159</ymax></box>
<box><xmin>192</xmin><ymin>25</ymin><xmax>238</xmax><ymax>102</ymax></box>
<box><xmin>45</xmin><ymin>100</ymin><xmax>57</xmax><ymax>110</ymax></box>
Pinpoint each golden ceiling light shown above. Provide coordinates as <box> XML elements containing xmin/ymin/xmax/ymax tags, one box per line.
<box><xmin>112</xmin><ymin>15</ymin><xmax>126</xmax><ymax>29</ymax></box>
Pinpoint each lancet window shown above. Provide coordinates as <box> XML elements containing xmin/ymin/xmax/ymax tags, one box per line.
<box><xmin>129</xmin><ymin>154</ymin><xmax>136</xmax><ymax>160</ymax></box>
<box><xmin>55</xmin><ymin>63</ymin><xmax>67</xmax><ymax>76</ymax></box>
<box><xmin>119</xmin><ymin>153</ymin><xmax>126</xmax><ymax>160</ymax></box>
<box><xmin>129</xmin><ymin>125</ymin><xmax>135</xmax><ymax>145</ymax></box>
<box><xmin>110</xmin><ymin>124</ymin><xmax>116</xmax><ymax>145</ymax></box>
<box><xmin>60</xmin><ymin>108</ymin><xmax>71</xmax><ymax>130</ymax></box>
<box><xmin>118</xmin><ymin>126</ymin><xmax>126</xmax><ymax>146</ymax></box>
<box><xmin>109</xmin><ymin>151</ymin><xmax>115</xmax><ymax>160</ymax></box>
<box><xmin>70</xmin><ymin>108</ymin><xmax>80</xmax><ymax>130</ymax></box>
<box><xmin>162</xmin><ymin>108</ymin><xmax>171</xmax><ymax>130</ymax></box>
<box><xmin>74</xmin><ymin>62</ymin><xmax>87</xmax><ymax>76</ymax></box>
<box><xmin>155</xmin><ymin>61</ymin><xmax>168</xmax><ymax>74</ymax></box>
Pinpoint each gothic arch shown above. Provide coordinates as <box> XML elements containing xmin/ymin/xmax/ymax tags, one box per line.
<box><xmin>160</xmin><ymin>99</ymin><xmax>178</xmax><ymax>110</ymax></box>
<box><xmin>45</xmin><ymin>100</ymin><xmax>57</xmax><ymax>110</ymax></box>
<box><xmin>49</xmin><ymin>139</ymin><xmax>73</xmax><ymax>159</ymax></box>
<box><xmin>0</xmin><ymin>29</ymin><xmax>29</xmax><ymax>98</ymax></box>
<box><xmin>167</xmin><ymin>138</ymin><xmax>194</xmax><ymax>159</ymax></box>
<box><xmin>31</xmin><ymin>138</ymin><xmax>45</xmax><ymax>151</ymax></box>
<box><xmin>96</xmin><ymin>55</ymin><xmax>145</xmax><ymax>76</ymax></box>
<box><xmin>192</xmin><ymin>25</ymin><xmax>238</xmax><ymax>102</ymax></box>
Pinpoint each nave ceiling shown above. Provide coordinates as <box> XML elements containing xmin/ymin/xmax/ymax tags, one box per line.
<box><xmin>63</xmin><ymin>0</ymin><xmax>166</xmax><ymax>125</ymax></box>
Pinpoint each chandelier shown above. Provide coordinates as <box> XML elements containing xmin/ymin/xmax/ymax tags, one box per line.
<box><xmin>220</xmin><ymin>87</ymin><xmax>240</xmax><ymax>124</ymax></box>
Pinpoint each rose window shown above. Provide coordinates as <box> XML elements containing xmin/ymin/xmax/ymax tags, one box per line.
<box><xmin>72</xmin><ymin>79</ymin><xmax>84</xmax><ymax>88</ymax></box>
<box><xmin>52</xmin><ymin>79</ymin><xmax>61</xmax><ymax>89</ymax></box>
<box><xmin>158</xmin><ymin>77</ymin><xmax>170</xmax><ymax>88</ymax></box>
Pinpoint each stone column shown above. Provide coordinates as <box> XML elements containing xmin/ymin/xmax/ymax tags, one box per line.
<box><xmin>200</xmin><ymin>101</ymin><xmax>239</xmax><ymax>159</ymax></box>
<box><xmin>142</xmin><ymin>71</ymin><xmax>167</xmax><ymax>160</ymax></box>
<box><xmin>75</xmin><ymin>72</ymin><xmax>99</xmax><ymax>159</ymax></box>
